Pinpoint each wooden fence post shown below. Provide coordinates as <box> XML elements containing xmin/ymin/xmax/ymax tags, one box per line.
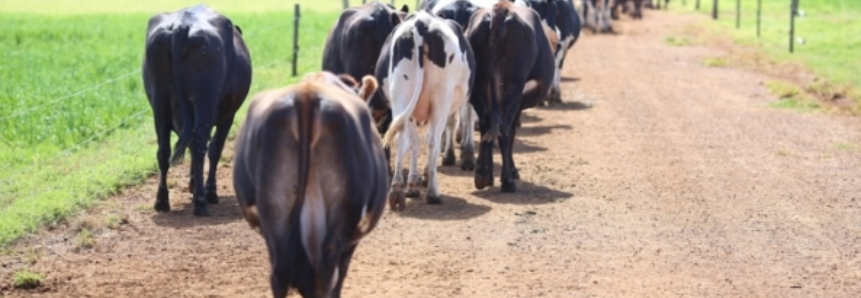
<box><xmin>712</xmin><ymin>0</ymin><xmax>718</xmax><ymax>19</ymax></box>
<box><xmin>696</xmin><ymin>0</ymin><xmax>700</xmax><ymax>10</ymax></box>
<box><xmin>292</xmin><ymin>4</ymin><xmax>300</xmax><ymax>77</ymax></box>
<box><xmin>343</xmin><ymin>0</ymin><xmax>349</xmax><ymax>9</ymax></box>
<box><xmin>756</xmin><ymin>0</ymin><xmax>761</xmax><ymax>37</ymax></box>
<box><xmin>789</xmin><ymin>0</ymin><xmax>798</xmax><ymax>53</ymax></box>
<box><xmin>735</xmin><ymin>0</ymin><xmax>740</xmax><ymax>28</ymax></box>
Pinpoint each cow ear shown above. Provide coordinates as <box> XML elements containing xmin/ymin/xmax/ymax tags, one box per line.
<box><xmin>358</xmin><ymin>75</ymin><xmax>379</xmax><ymax>103</ymax></box>
<box><xmin>337</xmin><ymin>74</ymin><xmax>359</xmax><ymax>89</ymax></box>
<box><xmin>234</xmin><ymin>25</ymin><xmax>243</xmax><ymax>35</ymax></box>
<box><xmin>401</xmin><ymin>4</ymin><xmax>409</xmax><ymax>13</ymax></box>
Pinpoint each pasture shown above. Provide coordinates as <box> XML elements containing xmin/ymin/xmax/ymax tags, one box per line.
<box><xmin>1</xmin><ymin>1</ymin><xmax>860</xmax><ymax>297</ymax></box>
<box><xmin>0</xmin><ymin>0</ymin><xmax>341</xmax><ymax>246</ymax></box>
<box><xmin>674</xmin><ymin>0</ymin><xmax>861</xmax><ymax>108</ymax></box>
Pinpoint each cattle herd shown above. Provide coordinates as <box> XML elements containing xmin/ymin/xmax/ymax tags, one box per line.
<box><xmin>141</xmin><ymin>1</ymin><xmax>665</xmax><ymax>297</ymax></box>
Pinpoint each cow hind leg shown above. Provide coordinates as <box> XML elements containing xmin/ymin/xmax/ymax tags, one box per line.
<box><xmin>204</xmin><ymin>118</ymin><xmax>233</xmax><ymax>205</ymax></box>
<box><xmin>191</xmin><ymin>117</ymin><xmax>214</xmax><ymax>216</ymax></box>
<box><xmin>388</xmin><ymin>128</ymin><xmax>409</xmax><ymax>211</ymax></box>
<box><xmin>424</xmin><ymin>117</ymin><xmax>447</xmax><ymax>205</ymax></box>
<box><xmin>153</xmin><ymin>105</ymin><xmax>172</xmax><ymax>212</ymax></box>
<box><xmin>459</xmin><ymin>105</ymin><xmax>476</xmax><ymax>171</ymax></box>
<box><xmin>441</xmin><ymin>116</ymin><xmax>456</xmax><ymax>166</ymax></box>
<box><xmin>405</xmin><ymin>120</ymin><xmax>421</xmax><ymax>198</ymax></box>
<box><xmin>474</xmin><ymin>117</ymin><xmax>495</xmax><ymax>190</ymax></box>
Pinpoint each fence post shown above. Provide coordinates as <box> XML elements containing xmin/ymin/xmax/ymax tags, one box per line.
<box><xmin>696</xmin><ymin>0</ymin><xmax>700</xmax><ymax>10</ymax></box>
<box><xmin>756</xmin><ymin>0</ymin><xmax>761</xmax><ymax>37</ymax></box>
<box><xmin>789</xmin><ymin>0</ymin><xmax>798</xmax><ymax>53</ymax></box>
<box><xmin>343</xmin><ymin>0</ymin><xmax>349</xmax><ymax>9</ymax></box>
<box><xmin>363</xmin><ymin>0</ymin><xmax>367</xmax><ymax>4</ymax></box>
<box><xmin>712</xmin><ymin>0</ymin><xmax>718</xmax><ymax>19</ymax></box>
<box><xmin>292</xmin><ymin>4</ymin><xmax>300</xmax><ymax>77</ymax></box>
<box><xmin>735</xmin><ymin>0</ymin><xmax>740</xmax><ymax>28</ymax></box>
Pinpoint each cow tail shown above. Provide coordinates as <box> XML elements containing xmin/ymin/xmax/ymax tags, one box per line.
<box><xmin>288</xmin><ymin>95</ymin><xmax>327</xmax><ymax>286</ymax></box>
<box><xmin>381</xmin><ymin>26</ymin><xmax>424</xmax><ymax>147</ymax></box>
<box><xmin>481</xmin><ymin>4</ymin><xmax>508</xmax><ymax>143</ymax></box>
<box><xmin>168</xmin><ymin>23</ymin><xmax>193</xmax><ymax>166</ymax></box>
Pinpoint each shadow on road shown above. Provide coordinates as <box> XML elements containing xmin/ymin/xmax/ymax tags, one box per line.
<box><xmin>519</xmin><ymin>113</ymin><xmax>543</xmax><ymax>124</ymax></box>
<box><xmin>470</xmin><ymin>180</ymin><xmax>572</xmax><ymax>205</ymax></box>
<box><xmin>398</xmin><ymin>194</ymin><xmax>491</xmax><ymax>221</ymax></box>
<box><xmin>516</xmin><ymin>124</ymin><xmax>573</xmax><ymax>138</ymax></box>
<box><xmin>537</xmin><ymin>100</ymin><xmax>593</xmax><ymax>111</ymax></box>
<box><xmin>151</xmin><ymin>195</ymin><xmax>243</xmax><ymax>228</ymax></box>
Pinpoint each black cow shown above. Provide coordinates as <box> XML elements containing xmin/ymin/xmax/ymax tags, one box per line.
<box><xmin>233</xmin><ymin>72</ymin><xmax>388</xmax><ymax>298</ymax></box>
<box><xmin>467</xmin><ymin>1</ymin><xmax>555</xmax><ymax>192</ymax></box>
<box><xmin>143</xmin><ymin>4</ymin><xmax>252</xmax><ymax>216</ymax></box>
<box><xmin>322</xmin><ymin>1</ymin><xmax>408</xmax><ymax>135</ymax></box>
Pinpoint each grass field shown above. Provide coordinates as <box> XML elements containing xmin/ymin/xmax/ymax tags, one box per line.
<box><xmin>672</xmin><ymin>0</ymin><xmax>861</xmax><ymax>106</ymax></box>
<box><xmin>0</xmin><ymin>0</ymin><xmax>345</xmax><ymax>246</ymax></box>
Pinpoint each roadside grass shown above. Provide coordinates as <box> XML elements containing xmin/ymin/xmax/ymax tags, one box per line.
<box><xmin>0</xmin><ymin>1</ymin><xmax>341</xmax><ymax>246</ymax></box>
<box><xmin>673</xmin><ymin>0</ymin><xmax>861</xmax><ymax>112</ymax></box>
<box><xmin>664</xmin><ymin>36</ymin><xmax>692</xmax><ymax>46</ymax></box>
<box><xmin>11</xmin><ymin>269</ymin><xmax>42</xmax><ymax>289</ymax></box>
<box><xmin>766</xmin><ymin>80</ymin><xmax>821</xmax><ymax>112</ymax></box>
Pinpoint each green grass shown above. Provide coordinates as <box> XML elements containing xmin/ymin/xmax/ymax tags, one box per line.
<box><xmin>0</xmin><ymin>1</ymin><xmax>343</xmax><ymax>246</ymax></box>
<box><xmin>12</xmin><ymin>269</ymin><xmax>43</xmax><ymax>289</ymax></box>
<box><xmin>702</xmin><ymin>57</ymin><xmax>727</xmax><ymax>67</ymax></box>
<box><xmin>766</xmin><ymin>80</ymin><xmax>821</xmax><ymax>112</ymax></box>
<box><xmin>673</xmin><ymin>0</ymin><xmax>861</xmax><ymax>107</ymax></box>
<box><xmin>664</xmin><ymin>36</ymin><xmax>692</xmax><ymax>46</ymax></box>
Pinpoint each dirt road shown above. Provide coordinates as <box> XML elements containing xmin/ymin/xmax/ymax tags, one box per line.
<box><xmin>3</xmin><ymin>10</ymin><xmax>861</xmax><ymax>297</ymax></box>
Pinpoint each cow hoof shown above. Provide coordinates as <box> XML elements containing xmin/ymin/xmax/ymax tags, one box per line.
<box><xmin>193</xmin><ymin>201</ymin><xmax>211</xmax><ymax>217</ymax></box>
<box><xmin>501</xmin><ymin>180</ymin><xmax>517</xmax><ymax>193</ymax></box>
<box><xmin>154</xmin><ymin>200</ymin><xmax>170</xmax><ymax>213</ymax></box>
<box><xmin>512</xmin><ymin>168</ymin><xmax>520</xmax><ymax>180</ymax></box>
<box><xmin>405</xmin><ymin>188</ymin><xmax>421</xmax><ymax>198</ymax></box>
<box><xmin>461</xmin><ymin>159</ymin><xmax>475</xmax><ymax>171</ymax></box>
<box><xmin>474</xmin><ymin>171</ymin><xmax>493</xmax><ymax>190</ymax></box>
<box><xmin>206</xmin><ymin>192</ymin><xmax>220</xmax><ymax>204</ymax></box>
<box><xmin>426</xmin><ymin>194</ymin><xmax>442</xmax><ymax>205</ymax></box>
<box><xmin>442</xmin><ymin>155</ymin><xmax>456</xmax><ymax>166</ymax></box>
<box><xmin>388</xmin><ymin>191</ymin><xmax>406</xmax><ymax>212</ymax></box>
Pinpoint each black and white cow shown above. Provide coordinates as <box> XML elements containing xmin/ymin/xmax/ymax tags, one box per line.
<box><xmin>375</xmin><ymin>11</ymin><xmax>475</xmax><ymax>211</ymax></box>
<box><xmin>611</xmin><ymin>0</ymin><xmax>646</xmax><ymax>19</ymax></box>
<box><xmin>519</xmin><ymin>0</ymin><xmax>582</xmax><ymax>103</ymax></box>
<box><xmin>582</xmin><ymin>0</ymin><xmax>613</xmax><ymax>33</ymax></box>
<box><xmin>143</xmin><ymin>4</ymin><xmax>252</xmax><ymax>216</ymax></box>
<box><xmin>233</xmin><ymin>72</ymin><xmax>388</xmax><ymax>298</ymax></box>
<box><xmin>467</xmin><ymin>1</ymin><xmax>555</xmax><ymax>192</ymax></box>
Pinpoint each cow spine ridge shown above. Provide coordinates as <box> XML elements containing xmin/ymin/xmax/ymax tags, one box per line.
<box><xmin>381</xmin><ymin>26</ymin><xmax>425</xmax><ymax>147</ymax></box>
<box><xmin>168</xmin><ymin>23</ymin><xmax>194</xmax><ymax>165</ymax></box>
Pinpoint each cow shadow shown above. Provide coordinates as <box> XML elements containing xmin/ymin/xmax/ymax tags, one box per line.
<box><xmin>516</xmin><ymin>124</ymin><xmax>573</xmax><ymax>137</ymax></box>
<box><xmin>561</xmin><ymin>76</ymin><xmax>580</xmax><ymax>82</ymax></box>
<box><xmin>519</xmin><ymin>113</ymin><xmax>543</xmax><ymax>124</ymax></box>
<box><xmin>512</xmin><ymin>138</ymin><xmax>548</xmax><ymax>153</ymax></box>
<box><xmin>398</xmin><ymin>194</ymin><xmax>491</xmax><ymax>221</ymax></box>
<box><xmin>151</xmin><ymin>195</ymin><xmax>243</xmax><ymax>228</ymax></box>
<box><xmin>471</xmin><ymin>180</ymin><xmax>573</xmax><ymax>205</ymax></box>
<box><xmin>537</xmin><ymin>100</ymin><xmax>593</xmax><ymax>111</ymax></box>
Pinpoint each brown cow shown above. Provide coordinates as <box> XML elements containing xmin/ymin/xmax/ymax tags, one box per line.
<box><xmin>233</xmin><ymin>72</ymin><xmax>388</xmax><ymax>298</ymax></box>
